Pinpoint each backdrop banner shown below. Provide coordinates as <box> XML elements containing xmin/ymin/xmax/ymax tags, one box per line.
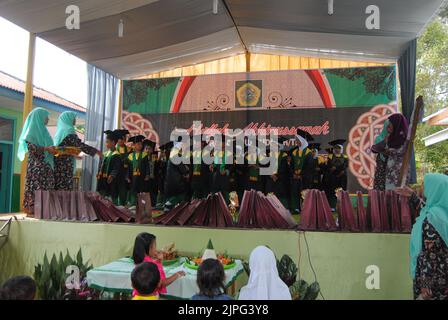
<box><xmin>122</xmin><ymin>66</ymin><xmax>397</xmax><ymax>191</ymax></box>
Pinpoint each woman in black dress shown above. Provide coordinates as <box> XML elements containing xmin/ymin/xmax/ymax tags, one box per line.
<box><xmin>17</xmin><ymin>108</ymin><xmax>57</xmax><ymax>214</ymax></box>
<box><xmin>53</xmin><ymin>111</ymin><xmax>100</xmax><ymax>190</ymax></box>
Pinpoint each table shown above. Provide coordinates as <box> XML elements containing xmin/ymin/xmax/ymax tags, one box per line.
<box><xmin>86</xmin><ymin>257</ymin><xmax>244</xmax><ymax>300</ymax></box>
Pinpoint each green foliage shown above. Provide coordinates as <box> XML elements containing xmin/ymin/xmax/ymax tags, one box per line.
<box><xmin>276</xmin><ymin>254</ymin><xmax>298</xmax><ymax>287</ymax></box>
<box><xmin>414</xmin><ymin>14</ymin><xmax>448</xmax><ymax>181</ymax></box>
<box><xmin>289</xmin><ymin>279</ymin><xmax>320</xmax><ymax>300</ymax></box>
<box><xmin>33</xmin><ymin>249</ymin><xmax>93</xmax><ymax>300</ymax></box>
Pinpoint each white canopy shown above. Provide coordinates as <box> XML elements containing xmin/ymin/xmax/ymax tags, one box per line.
<box><xmin>0</xmin><ymin>0</ymin><xmax>445</xmax><ymax>79</ymax></box>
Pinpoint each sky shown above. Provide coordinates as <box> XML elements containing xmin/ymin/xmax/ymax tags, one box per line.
<box><xmin>0</xmin><ymin>17</ymin><xmax>88</xmax><ymax>107</ymax></box>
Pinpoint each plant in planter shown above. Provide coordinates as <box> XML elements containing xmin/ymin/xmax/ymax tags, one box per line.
<box><xmin>243</xmin><ymin>252</ymin><xmax>320</xmax><ymax>300</ymax></box>
<box><xmin>34</xmin><ymin>249</ymin><xmax>96</xmax><ymax>300</ymax></box>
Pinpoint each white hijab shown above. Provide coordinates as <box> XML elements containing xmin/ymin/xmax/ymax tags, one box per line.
<box><xmin>239</xmin><ymin>246</ymin><xmax>292</xmax><ymax>300</ymax></box>
<box><xmin>295</xmin><ymin>134</ymin><xmax>309</xmax><ymax>151</ymax></box>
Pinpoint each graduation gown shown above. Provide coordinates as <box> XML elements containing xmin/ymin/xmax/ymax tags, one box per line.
<box><xmin>310</xmin><ymin>156</ymin><xmax>325</xmax><ymax>190</ymax></box>
<box><xmin>145</xmin><ymin>152</ymin><xmax>159</xmax><ymax>205</ymax></box>
<box><xmin>164</xmin><ymin>159</ymin><xmax>189</xmax><ymax>200</ymax></box>
<box><xmin>211</xmin><ymin>151</ymin><xmax>230</xmax><ymax>201</ymax></box>
<box><xmin>290</xmin><ymin>147</ymin><xmax>313</xmax><ymax>211</ymax></box>
<box><xmin>265</xmin><ymin>150</ymin><xmax>291</xmax><ymax>208</ymax></box>
<box><xmin>245</xmin><ymin>152</ymin><xmax>262</xmax><ymax>191</ymax></box>
<box><xmin>116</xmin><ymin>145</ymin><xmax>130</xmax><ymax>205</ymax></box>
<box><xmin>191</xmin><ymin>150</ymin><xmax>212</xmax><ymax>199</ymax></box>
<box><xmin>323</xmin><ymin>153</ymin><xmax>348</xmax><ymax>208</ymax></box>
<box><xmin>325</xmin><ymin>154</ymin><xmax>348</xmax><ymax>190</ymax></box>
<box><xmin>97</xmin><ymin>150</ymin><xmax>123</xmax><ymax>201</ymax></box>
<box><xmin>127</xmin><ymin>151</ymin><xmax>149</xmax><ymax>195</ymax></box>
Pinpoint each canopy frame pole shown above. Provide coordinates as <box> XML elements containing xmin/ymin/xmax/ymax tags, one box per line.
<box><xmin>245</xmin><ymin>51</ymin><xmax>251</xmax><ymax>72</ymax></box>
<box><xmin>117</xmin><ymin>80</ymin><xmax>123</xmax><ymax>128</ymax></box>
<box><xmin>221</xmin><ymin>0</ymin><xmax>248</xmax><ymax>52</ymax></box>
<box><xmin>20</xmin><ymin>33</ymin><xmax>37</xmax><ymax>213</ymax></box>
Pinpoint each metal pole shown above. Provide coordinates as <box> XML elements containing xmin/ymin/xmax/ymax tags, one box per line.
<box><xmin>20</xmin><ymin>33</ymin><xmax>36</xmax><ymax>213</ymax></box>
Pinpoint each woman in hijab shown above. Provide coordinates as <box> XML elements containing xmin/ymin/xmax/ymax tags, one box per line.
<box><xmin>53</xmin><ymin>111</ymin><xmax>100</xmax><ymax>190</ymax></box>
<box><xmin>239</xmin><ymin>246</ymin><xmax>292</xmax><ymax>300</ymax></box>
<box><xmin>18</xmin><ymin>108</ymin><xmax>57</xmax><ymax>214</ymax></box>
<box><xmin>371</xmin><ymin>113</ymin><xmax>409</xmax><ymax>190</ymax></box>
<box><xmin>409</xmin><ymin>173</ymin><xmax>448</xmax><ymax>300</ymax></box>
<box><xmin>372</xmin><ymin>120</ymin><xmax>390</xmax><ymax>190</ymax></box>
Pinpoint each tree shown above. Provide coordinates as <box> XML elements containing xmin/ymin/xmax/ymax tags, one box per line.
<box><xmin>414</xmin><ymin>13</ymin><xmax>448</xmax><ymax>180</ymax></box>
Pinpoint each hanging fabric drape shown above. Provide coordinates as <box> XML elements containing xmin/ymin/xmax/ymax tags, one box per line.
<box><xmin>82</xmin><ymin>65</ymin><xmax>119</xmax><ymax>191</ymax></box>
<box><xmin>398</xmin><ymin>39</ymin><xmax>417</xmax><ymax>184</ymax></box>
<box><xmin>138</xmin><ymin>53</ymin><xmax>388</xmax><ymax>79</ymax></box>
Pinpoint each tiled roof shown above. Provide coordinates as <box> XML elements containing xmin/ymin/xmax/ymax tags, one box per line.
<box><xmin>0</xmin><ymin>70</ymin><xmax>85</xmax><ymax>113</ymax></box>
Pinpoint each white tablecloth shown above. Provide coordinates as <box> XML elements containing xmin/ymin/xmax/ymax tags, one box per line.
<box><xmin>86</xmin><ymin>257</ymin><xmax>244</xmax><ymax>299</ymax></box>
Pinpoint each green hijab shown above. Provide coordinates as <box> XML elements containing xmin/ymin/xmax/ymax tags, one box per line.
<box><xmin>17</xmin><ymin>107</ymin><xmax>54</xmax><ymax>169</ymax></box>
<box><xmin>375</xmin><ymin>120</ymin><xmax>389</xmax><ymax>144</ymax></box>
<box><xmin>54</xmin><ymin>111</ymin><xmax>77</xmax><ymax>146</ymax></box>
<box><xmin>410</xmin><ymin>173</ymin><xmax>448</xmax><ymax>278</ymax></box>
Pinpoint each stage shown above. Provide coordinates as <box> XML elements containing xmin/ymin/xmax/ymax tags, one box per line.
<box><xmin>0</xmin><ymin>216</ymin><xmax>412</xmax><ymax>299</ymax></box>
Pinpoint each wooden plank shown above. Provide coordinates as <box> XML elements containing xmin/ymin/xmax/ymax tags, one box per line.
<box><xmin>399</xmin><ymin>96</ymin><xmax>424</xmax><ymax>186</ymax></box>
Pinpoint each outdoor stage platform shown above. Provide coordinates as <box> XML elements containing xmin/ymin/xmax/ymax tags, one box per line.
<box><xmin>0</xmin><ymin>216</ymin><xmax>412</xmax><ymax>300</ymax></box>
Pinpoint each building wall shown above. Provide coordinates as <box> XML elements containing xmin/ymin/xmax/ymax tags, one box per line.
<box><xmin>0</xmin><ymin>106</ymin><xmax>22</xmax><ymax>173</ymax></box>
<box><xmin>0</xmin><ymin>106</ymin><xmax>22</xmax><ymax>212</ymax></box>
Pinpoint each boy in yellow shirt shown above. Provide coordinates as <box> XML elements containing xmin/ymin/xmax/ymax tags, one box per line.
<box><xmin>131</xmin><ymin>262</ymin><xmax>161</xmax><ymax>300</ymax></box>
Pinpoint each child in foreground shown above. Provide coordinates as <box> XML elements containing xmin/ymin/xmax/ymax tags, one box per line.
<box><xmin>191</xmin><ymin>258</ymin><xmax>233</xmax><ymax>300</ymax></box>
<box><xmin>132</xmin><ymin>232</ymin><xmax>185</xmax><ymax>296</ymax></box>
<box><xmin>131</xmin><ymin>262</ymin><xmax>160</xmax><ymax>300</ymax></box>
<box><xmin>0</xmin><ymin>276</ymin><xmax>36</xmax><ymax>300</ymax></box>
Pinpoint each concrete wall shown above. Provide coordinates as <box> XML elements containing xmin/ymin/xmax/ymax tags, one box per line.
<box><xmin>0</xmin><ymin>220</ymin><xmax>413</xmax><ymax>299</ymax></box>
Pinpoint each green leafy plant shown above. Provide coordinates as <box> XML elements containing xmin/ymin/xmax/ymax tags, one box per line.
<box><xmin>289</xmin><ymin>279</ymin><xmax>320</xmax><ymax>300</ymax></box>
<box><xmin>33</xmin><ymin>249</ymin><xmax>94</xmax><ymax>300</ymax></box>
<box><xmin>277</xmin><ymin>254</ymin><xmax>298</xmax><ymax>287</ymax></box>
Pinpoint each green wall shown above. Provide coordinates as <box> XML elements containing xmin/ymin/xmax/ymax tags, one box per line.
<box><xmin>0</xmin><ymin>107</ymin><xmax>22</xmax><ymax>173</ymax></box>
<box><xmin>0</xmin><ymin>220</ymin><xmax>413</xmax><ymax>299</ymax></box>
<box><xmin>0</xmin><ymin>107</ymin><xmax>22</xmax><ymax>212</ymax></box>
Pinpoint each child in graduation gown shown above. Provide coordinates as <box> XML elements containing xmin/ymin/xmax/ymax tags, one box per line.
<box><xmin>97</xmin><ymin>131</ymin><xmax>123</xmax><ymax>205</ymax></box>
<box><xmin>290</xmin><ymin>130</ymin><xmax>314</xmax><ymax>213</ymax></box>
<box><xmin>191</xmin><ymin>141</ymin><xmax>211</xmax><ymax>199</ymax></box>
<box><xmin>143</xmin><ymin>139</ymin><xmax>158</xmax><ymax>207</ymax></box>
<box><xmin>308</xmin><ymin>143</ymin><xmax>324</xmax><ymax>190</ymax></box>
<box><xmin>324</xmin><ymin>140</ymin><xmax>349</xmax><ymax>209</ymax></box>
<box><xmin>126</xmin><ymin>135</ymin><xmax>150</xmax><ymax>207</ymax></box>
<box><xmin>115</xmin><ymin>129</ymin><xmax>130</xmax><ymax>206</ymax></box>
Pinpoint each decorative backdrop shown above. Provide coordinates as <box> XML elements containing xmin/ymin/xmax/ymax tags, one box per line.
<box><xmin>122</xmin><ymin>66</ymin><xmax>397</xmax><ymax>190</ymax></box>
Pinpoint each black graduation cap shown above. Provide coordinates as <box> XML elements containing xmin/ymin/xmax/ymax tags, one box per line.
<box><xmin>104</xmin><ymin>130</ymin><xmax>119</xmax><ymax>142</ymax></box>
<box><xmin>128</xmin><ymin>135</ymin><xmax>146</xmax><ymax>144</ymax></box>
<box><xmin>328</xmin><ymin>139</ymin><xmax>347</xmax><ymax>147</ymax></box>
<box><xmin>296</xmin><ymin>129</ymin><xmax>314</xmax><ymax>142</ymax></box>
<box><xmin>114</xmin><ymin>129</ymin><xmax>130</xmax><ymax>140</ymax></box>
<box><xmin>159</xmin><ymin>141</ymin><xmax>174</xmax><ymax>151</ymax></box>
<box><xmin>325</xmin><ymin>147</ymin><xmax>333</xmax><ymax>154</ymax></box>
<box><xmin>308</xmin><ymin>143</ymin><xmax>321</xmax><ymax>151</ymax></box>
<box><xmin>278</xmin><ymin>136</ymin><xmax>289</xmax><ymax>144</ymax></box>
<box><xmin>143</xmin><ymin>139</ymin><xmax>156</xmax><ymax>149</ymax></box>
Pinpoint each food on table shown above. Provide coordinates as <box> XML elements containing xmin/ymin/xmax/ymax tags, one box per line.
<box><xmin>201</xmin><ymin>239</ymin><xmax>217</xmax><ymax>261</ymax></box>
<box><xmin>161</xmin><ymin>242</ymin><xmax>178</xmax><ymax>261</ymax></box>
<box><xmin>186</xmin><ymin>239</ymin><xmax>235</xmax><ymax>269</ymax></box>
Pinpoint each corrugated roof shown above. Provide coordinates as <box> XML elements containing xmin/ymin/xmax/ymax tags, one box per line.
<box><xmin>0</xmin><ymin>70</ymin><xmax>85</xmax><ymax>113</ymax></box>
